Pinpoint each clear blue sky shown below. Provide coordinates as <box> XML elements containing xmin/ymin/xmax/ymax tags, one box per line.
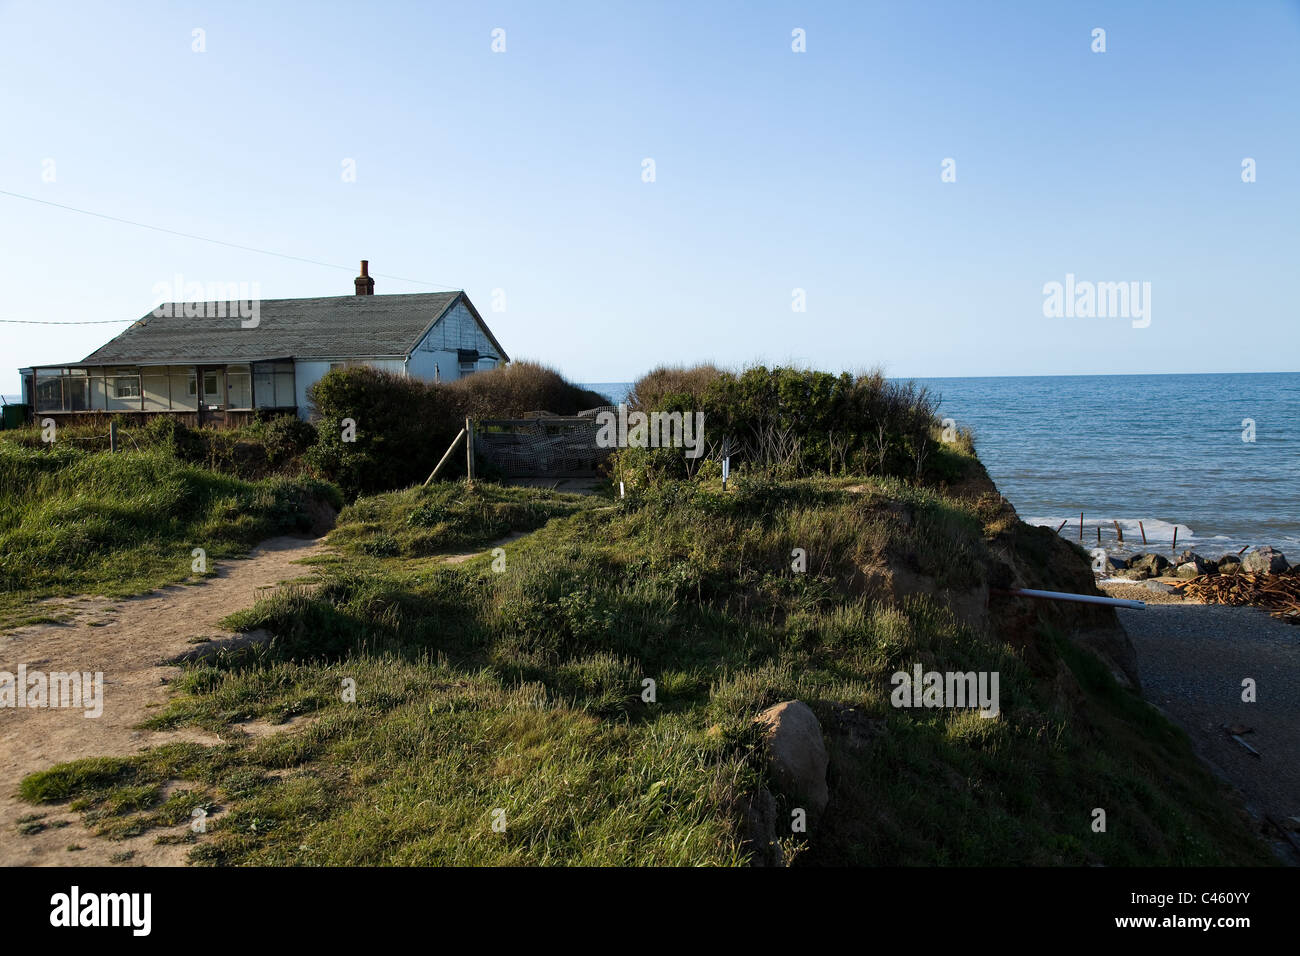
<box><xmin>3</xmin><ymin>0</ymin><xmax>1298</xmax><ymax>395</ymax></box>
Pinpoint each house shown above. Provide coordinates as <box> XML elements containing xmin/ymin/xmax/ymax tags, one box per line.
<box><xmin>18</xmin><ymin>262</ymin><xmax>508</xmax><ymax>426</ymax></box>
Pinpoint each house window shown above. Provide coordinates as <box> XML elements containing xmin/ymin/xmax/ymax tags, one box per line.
<box><xmin>113</xmin><ymin>377</ymin><xmax>140</xmax><ymax>399</ymax></box>
<box><xmin>188</xmin><ymin>375</ymin><xmax>197</xmax><ymax>396</ymax></box>
<box><xmin>457</xmin><ymin>349</ymin><xmax>480</xmax><ymax>376</ymax></box>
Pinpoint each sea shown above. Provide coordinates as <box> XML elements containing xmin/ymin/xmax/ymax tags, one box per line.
<box><xmin>581</xmin><ymin>373</ymin><xmax>1300</xmax><ymax>559</ymax></box>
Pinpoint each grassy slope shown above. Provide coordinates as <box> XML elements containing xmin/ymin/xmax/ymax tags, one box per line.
<box><xmin>0</xmin><ymin>443</ymin><xmax>339</xmax><ymax>627</ymax></box>
<box><xmin>18</xmin><ymin>469</ymin><xmax>1273</xmax><ymax>866</ymax></box>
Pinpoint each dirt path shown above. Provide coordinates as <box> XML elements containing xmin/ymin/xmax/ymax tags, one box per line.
<box><xmin>0</xmin><ymin>536</ymin><xmax>327</xmax><ymax>867</ymax></box>
<box><xmin>1117</xmin><ymin>602</ymin><xmax>1300</xmax><ymax>862</ymax></box>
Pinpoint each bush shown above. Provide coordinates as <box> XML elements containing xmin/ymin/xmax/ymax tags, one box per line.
<box><xmin>305</xmin><ymin>363</ymin><xmax>609</xmax><ymax>499</ymax></box>
<box><xmin>449</xmin><ymin>360</ymin><xmax>610</xmax><ymax>418</ymax></box>
<box><xmin>623</xmin><ymin>364</ymin><xmax>941</xmax><ymax>482</ymax></box>
<box><xmin>306</xmin><ymin>367</ymin><xmax>457</xmax><ymax>499</ymax></box>
<box><xmin>627</xmin><ymin>364</ymin><xmax>725</xmax><ymax>412</ymax></box>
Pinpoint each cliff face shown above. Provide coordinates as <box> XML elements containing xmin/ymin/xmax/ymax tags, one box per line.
<box><xmin>849</xmin><ymin>450</ymin><xmax>1141</xmax><ymax>692</ymax></box>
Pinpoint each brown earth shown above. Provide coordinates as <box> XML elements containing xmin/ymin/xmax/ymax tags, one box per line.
<box><xmin>0</xmin><ymin>536</ymin><xmax>327</xmax><ymax>867</ymax></box>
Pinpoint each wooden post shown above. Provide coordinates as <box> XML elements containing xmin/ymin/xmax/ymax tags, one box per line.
<box><xmin>1113</xmin><ymin>520</ymin><xmax>1123</xmax><ymax>544</ymax></box>
<box><xmin>1096</xmin><ymin>526</ymin><xmax>1101</xmax><ymax>545</ymax></box>
<box><xmin>465</xmin><ymin>417</ymin><xmax>475</xmax><ymax>483</ymax></box>
<box><xmin>423</xmin><ymin>428</ymin><xmax>466</xmax><ymax>486</ymax></box>
<box><xmin>1079</xmin><ymin>512</ymin><xmax>1084</xmax><ymax>543</ymax></box>
<box><xmin>1139</xmin><ymin>521</ymin><xmax>1147</xmax><ymax>545</ymax></box>
<box><xmin>1237</xmin><ymin>545</ymin><xmax>1249</xmax><ymax>555</ymax></box>
<box><xmin>109</xmin><ymin>420</ymin><xmax>118</xmax><ymax>453</ymax></box>
<box><xmin>1171</xmin><ymin>526</ymin><xmax>1178</xmax><ymax>553</ymax></box>
<box><xmin>1055</xmin><ymin>520</ymin><xmax>1068</xmax><ymax>534</ymax></box>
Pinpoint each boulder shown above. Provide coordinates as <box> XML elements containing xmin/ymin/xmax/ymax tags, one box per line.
<box><xmin>1174</xmin><ymin>555</ymin><xmax>1212</xmax><ymax>578</ymax></box>
<box><xmin>1097</xmin><ymin>554</ymin><xmax>1128</xmax><ymax>573</ymax></box>
<box><xmin>1174</xmin><ymin>550</ymin><xmax>1208</xmax><ymax>568</ymax></box>
<box><xmin>1127</xmin><ymin>553</ymin><xmax>1170</xmax><ymax>578</ymax></box>
<box><xmin>1216</xmin><ymin>555</ymin><xmax>1243</xmax><ymax>575</ymax></box>
<box><xmin>1242</xmin><ymin>547</ymin><xmax>1289</xmax><ymax>574</ymax></box>
<box><xmin>753</xmin><ymin>700</ymin><xmax>829</xmax><ymax>818</ymax></box>
<box><xmin>1116</xmin><ymin>566</ymin><xmax>1152</xmax><ymax>581</ymax></box>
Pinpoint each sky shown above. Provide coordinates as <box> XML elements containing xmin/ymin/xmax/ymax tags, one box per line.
<box><xmin>2</xmin><ymin>0</ymin><xmax>1298</xmax><ymax>395</ymax></box>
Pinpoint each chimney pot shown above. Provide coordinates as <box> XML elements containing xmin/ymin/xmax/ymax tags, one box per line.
<box><xmin>355</xmin><ymin>260</ymin><xmax>375</xmax><ymax>295</ymax></box>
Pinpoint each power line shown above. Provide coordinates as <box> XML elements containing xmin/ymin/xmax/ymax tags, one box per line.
<box><xmin>0</xmin><ymin>318</ymin><xmax>133</xmax><ymax>324</ymax></box>
<box><xmin>0</xmin><ymin>189</ymin><xmax>461</xmax><ymax>291</ymax></box>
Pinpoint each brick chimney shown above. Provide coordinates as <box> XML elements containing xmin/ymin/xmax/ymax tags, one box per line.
<box><xmin>355</xmin><ymin>260</ymin><xmax>375</xmax><ymax>295</ymax></box>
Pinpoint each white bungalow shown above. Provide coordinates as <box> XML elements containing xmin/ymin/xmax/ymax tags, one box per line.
<box><xmin>18</xmin><ymin>262</ymin><xmax>508</xmax><ymax>426</ymax></box>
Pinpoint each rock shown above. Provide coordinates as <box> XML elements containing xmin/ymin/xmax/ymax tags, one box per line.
<box><xmin>1097</xmin><ymin>554</ymin><xmax>1128</xmax><ymax>573</ymax></box>
<box><xmin>1116</xmin><ymin>566</ymin><xmax>1152</xmax><ymax>581</ymax></box>
<box><xmin>1174</xmin><ymin>555</ymin><xmax>1212</xmax><ymax>578</ymax></box>
<box><xmin>1242</xmin><ymin>547</ymin><xmax>1289</xmax><ymax>574</ymax></box>
<box><xmin>1127</xmin><ymin>553</ymin><xmax>1170</xmax><ymax>578</ymax></box>
<box><xmin>1175</xmin><ymin>550</ymin><xmax>1208</xmax><ymax>567</ymax></box>
<box><xmin>754</xmin><ymin>700</ymin><xmax>829</xmax><ymax>818</ymax></box>
<box><xmin>1144</xmin><ymin>580</ymin><xmax>1177</xmax><ymax>593</ymax></box>
<box><xmin>1216</xmin><ymin>555</ymin><xmax>1243</xmax><ymax>575</ymax></box>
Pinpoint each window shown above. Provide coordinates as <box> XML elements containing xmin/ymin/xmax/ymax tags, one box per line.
<box><xmin>457</xmin><ymin>349</ymin><xmax>480</xmax><ymax>376</ymax></box>
<box><xmin>113</xmin><ymin>377</ymin><xmax>140</xmax><ymax>399</ymax></box>
<box><xmin>188</xmin><ymin>375</ymin><xmax>197</xmax><ymax>396</ymax></box>
<box><xmin>252</xmin><ymin>362</ymin><xmax>295</xmax><ymax>408</ymax></box>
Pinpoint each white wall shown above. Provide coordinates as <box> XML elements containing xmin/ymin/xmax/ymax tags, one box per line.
<box><xmin>411</xmin><ymin>299</ymin><xmax>503</xmax><ymax>381</ymax></box>
<box><xmin>405</xmin><ymin>347</ymin><xmax>458</xmax><ymax>383</ymax></box>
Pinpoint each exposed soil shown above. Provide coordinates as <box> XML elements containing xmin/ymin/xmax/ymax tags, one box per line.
<box><xmin>0</xmin><ymin>536</ymin><xmax>327</xmax><ymax>867</ymax></box>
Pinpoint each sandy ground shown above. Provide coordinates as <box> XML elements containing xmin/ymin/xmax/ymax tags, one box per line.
<box><xmin>0</xmin><ymin>536</ymin><xmax>326</xmax><ymax>867</ymax></box>
<box><xmin>1117</xmin><ymin>601</ymin><xmax>1300</xmax><ymax>863</ymax></box>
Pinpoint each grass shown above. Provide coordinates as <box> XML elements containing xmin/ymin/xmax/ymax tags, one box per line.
<box><xmin>16</xmin><ymin>467</ymin><xmax>1275</xmax><ymax>866</ymax></box>
<box><xmin>0</xmin><ymin>442</ymin><xmax>340</xmax><ymax>626</ymax></box>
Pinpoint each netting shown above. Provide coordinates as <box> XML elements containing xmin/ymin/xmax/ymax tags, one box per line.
<box><xmin>475</xmin><ymin>406</ymin><xmax>616</xmax><ymax>477</ymax></box>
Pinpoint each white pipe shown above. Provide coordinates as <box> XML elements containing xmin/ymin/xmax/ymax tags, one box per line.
<box><xmin>1008</xmin><ymin>588</ymin><xmax>1145</xmax><ymax>610</ymax></box>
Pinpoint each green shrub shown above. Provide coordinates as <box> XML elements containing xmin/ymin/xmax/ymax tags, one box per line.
<box><xmin>623</xmin><ymin>364</ymin><xmax>942</xmax><ymax>483</ymax></box>
<box><xmin>304</xmin><ymin>363</ymin><xmax>609</xmax><ymax>499</ymax></box>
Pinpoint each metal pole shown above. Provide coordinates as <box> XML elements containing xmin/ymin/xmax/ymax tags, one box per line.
<box><xmin>998</xmin><ymin>587</ymin><xmax>1145</xmax><ymax>610</ymax></box>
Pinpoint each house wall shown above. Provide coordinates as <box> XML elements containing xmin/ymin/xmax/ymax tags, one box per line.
<box><xmin>413</xmin><ymin>300</ymin><xmax>502</xmax><ymax>373</ymax></box>
<box><xmin>405</xmin><ymin>347</ymin><xmax>457</xmax><ymax>383</ymax></box>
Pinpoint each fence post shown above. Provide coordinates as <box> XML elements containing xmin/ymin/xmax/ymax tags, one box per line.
<box><xmin>109</xmin><ymin>420</ymin><xmax>118</xmax><ymax>453</ymax></box>
<box><xmin>465</xmin><ymin>417</ymin><xmax>475</xmax><ymax>483</ymax></box>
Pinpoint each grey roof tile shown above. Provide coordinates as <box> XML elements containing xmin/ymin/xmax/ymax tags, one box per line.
<box><xmin>76</xmin><ymin>292</ymin><xmax>469</xmax><ymax>365</ymax></box>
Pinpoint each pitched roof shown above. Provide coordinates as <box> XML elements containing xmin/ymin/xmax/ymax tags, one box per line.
<box><xmin>75</xmin><ymin>292</ymin><xmax>500</xmax><ymax>366</ymax></box>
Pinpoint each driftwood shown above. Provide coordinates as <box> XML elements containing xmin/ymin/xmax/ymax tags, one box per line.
<box><xmin>1171</xmin><ymin>570</ymin><xmax>1300</xmax><ymax>624</ymax></box>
